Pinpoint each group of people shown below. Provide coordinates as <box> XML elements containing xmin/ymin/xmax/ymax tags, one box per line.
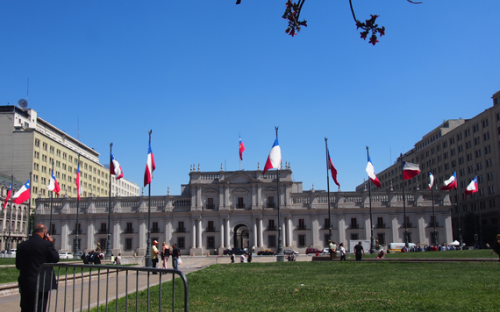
<box><xmin>81</xmin><ymin>250</ymin><xmax>104</xmax><ymax>264</ymax></box>
<box><xmin>328</xmin><ymin>240</ymin><xmax>348</xmax><ymax>261</ymax></box>
<box><xmin>150</xmin><ymin>240</ymin><xmax>181</xmax><ymax>272</ymax></box>
<box><xmin>230</xmin><ymin>252</ymin><xmax>252</xmax><ymax>263</ymax></box>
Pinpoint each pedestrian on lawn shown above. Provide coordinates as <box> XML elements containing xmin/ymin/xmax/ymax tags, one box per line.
<box><xmin>339</xmin><ymin>243</ymin><xmax>346</xmax><ymax>261</ymax></box>
<box><xmin>354</xmin><ymin>241</ymin><xmax>365</xmax><ymax>261</ymax></box>
<box><xmin>491</xmin><ymin>234</ymin><xmax>500</xmax><ymax>262</ymax></box>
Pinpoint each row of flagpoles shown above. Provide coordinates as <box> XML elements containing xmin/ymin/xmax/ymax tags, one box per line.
<box><xmin>2</xmin><ymin>133</ymin><xmax>481</xmax><ymax>211</ymax></box>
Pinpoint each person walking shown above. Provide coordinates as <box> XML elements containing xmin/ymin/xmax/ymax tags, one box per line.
<box><xmin>162</xmin><ymin>242</ymin><xmax>170</xmax><ymax>269</ymax></box>
<box><xmin>328</xmin><ymin>240</ymin><xmax>337</xmax><ymax>261</ymax></box>
<box><xmin>171</xmin><ymin>243</ymin><xmax>181</xmax><ymax>270</ymax></box>
<box><xmin>116</xmin><ymin>253</ymin><xmax>122</xmax><ymax>265</ymax></box>
<box><xmin>16</xmin><ymin>223</ymin><xmax>59</xmax><ymax>312</ymax></box>
<box><xmin>354</xmin><ymin>241</ymin><xmax>365</xmax><ymax>261</ymax></box>
<box><xmin>151</xmin><ymin>240</ymin><xmax>160</xmax><ymax>274</ymax></box>
<box><xmin>339</xmin><ymin>243</ymin><xmax>346</xmax><ymax>261</ymax></box>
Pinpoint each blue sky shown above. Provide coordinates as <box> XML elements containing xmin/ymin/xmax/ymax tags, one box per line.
<box><xmin>1</xmin><ymin>1</ymin><xmax>499</xmax><ymax>195</ymax></box>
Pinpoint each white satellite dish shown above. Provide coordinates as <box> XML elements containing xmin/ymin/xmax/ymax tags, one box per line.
<box><xmin>17</xmin><ymin>99</ymin><xmax>28</xmax><ymax>109</ymax></box>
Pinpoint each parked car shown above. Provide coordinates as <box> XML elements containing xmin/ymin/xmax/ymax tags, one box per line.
<box><xmin>223</xmin><ymin>248</ymin><xmax>248</xmax><ymax>255</ymax></box>
<box><xmin>283</xmin><ymin>249</ymin><xmax>299</xmax><ymax>255</ymax></box>
<box><xmin>59</xmin><ymin>252</ymin><xmax>74</xmax><ymax>259</ymax></box>
<box><xmin>305</xmin><ymin>248</ymin><xmax>322</xmax><ymax>255</ymax></box>
<box><xmin>257</xmin><ymin>249</ymin><xmax>275</xmax><ymax>255</ymax></box>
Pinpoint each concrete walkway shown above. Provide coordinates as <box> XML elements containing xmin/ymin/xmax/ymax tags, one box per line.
<box><xmin>0</xmin><ymin>255</ymin><xmax>305</xmax><ymax>311</ymax></box>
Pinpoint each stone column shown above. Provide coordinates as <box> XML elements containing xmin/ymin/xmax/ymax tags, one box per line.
<box><xmin>226</xmin><ymin>218</ymin><xmax>230</xmax><ymax>248</ymax></box>
<box><xmin>112</xmin><ymin>221</ymin><xmax>121</xmax><ymax>255</ymax></box>
<box><xmin>418</xmin><ymin>216</ymin><xmax>426</xmax><ymax>244</ymax></box>
<box><xmin>61</xmin><ymin>222</ymin><xmax>69</xmax><ymax>251</ymax></box>
<box><xmin>287</xmin><ymin>217</ymin><xmax>293</xmax><ymax>247</ymax></box>
<box><xmin>197</xmin><ymin>219</ymin><xmax>202</xmax><ymax>248</ymax></box>
<box><xmin>192</xmin><ymin>220</ymin><xmax>197</xmax><ymax>248</ymax></box>
<box><xmin>253</xmin><ymin>219</ymin><xmax>257</xmax><ymax>249</ymax></box>
<box><xmin>220</xmin><ymin>220</ymin><xmax>225</xmax><ymax>247</ymax></box>
<box><xmin>392</xmin><ymin>216</ymin><xmax>399</xmax><ymax>243</ymax></box>
<box><xmin>259</xmin><ymin>218</ymin><xmax>263</xmax><ymax>247</ymax></box>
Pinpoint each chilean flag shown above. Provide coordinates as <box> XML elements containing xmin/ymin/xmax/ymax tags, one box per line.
<box><xmin>464</xmin><ymin>176</ymin><xmax>478</xmax><ymax>196</ymax></box>
<box><xmin>47</xmin><ymin>170</ymin><xmax>61</xmax><ymax>195</ymax></box>
<box><xmin>12</xmin><ymin>180</ymin><xmax>30</xmax><ymax>205</ymax></box>
<box><xmin>440</xmin><ymin>172</ymin><xmax>457</xmax><ymax>190</ymax></box>
<box><xmin>2</xmin><ymin>184</ymin><xmax>11</xmax><ymax>210</ymax></box>
<box><xmin>402</xmin><ymin>162</ymin><xmax>420</xmax><ymax>180</ymax></box>
<box><xmin>144</xmin><ymin>141</ymin><xmax>156</xmax><ymax>186</ymax></box>
<box><xmin>76</xmin><ymin>164</ymin><xmax>82</xmax><ymax>201</ymax></box>
<box><xmin>239</xmin><ymin>136</ymin><xmax>246</xmax><ymax>161</ymax></box>
<box><xmin>110</xmin><ymin>153</ymin><xmax>124</xmax><ymax>180</ymax></box>
<box><xmin>262</xmin><ymin>137</ymin><xmax>281</xmax><ymax>175</ymax></box>
<box><xmin>327</xmin><ymin>149</ymin><xmax>340</xmax><ymax>187</ymax></box>
<box><xmin>428</xmin><ymin>172</ymin><xmax>435</xmax><ymax>190</ymax></box>
<box><xmin>366</xmin><ymin>156</ymin><xmax>381</xmax><ymax>187</ymax></box>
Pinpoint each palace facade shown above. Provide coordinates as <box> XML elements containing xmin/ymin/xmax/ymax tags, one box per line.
<box><xmin>35</xmin><ymin>167</ymin><xmax>453</xmax><ymax>255</ymax></box>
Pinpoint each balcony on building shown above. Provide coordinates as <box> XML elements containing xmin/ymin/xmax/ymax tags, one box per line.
<box><xmin>266</xmin><ymin>203</ymin><xmax>275</xmax><ymax>208</ymax></box>
<box><xmin>206</xmin><ymin>204</ymin><xmax>215</xmax><ymax>210</ymax></box>
<box><xmin>427</xmin><ymin>222</ymin><xmax>440</xmax><ymax>227</ymax></box>
<box><xmin>206</xmin><ymin>227</ymin><xmax>216</xmax><ymax>232</ymax></box>
<box><xmin>123</xmin><ymin>228</ymin><xmax>134</xmax><ymax>234</ymax></box>
<box><xmin>176</xmin><ymin>227</ymin><xmax>186</xmax><ymax>233</ymax></box>
<box><xmin>266</xmin><ymin>226</ymin><xmax>277</xmax><ymax>231</ymax></box>
<box><xmin>151</xmin><ymin>227</ymin><xmax>161</xmax><ymax>233</ymax></box>
<box><xmin>70</xmin><ymin>229</ymin><xmax>82</xmax><ymax>235</ymax></box>
<box><xmin>400</xmin><ymin>222</ymin><xmax>413</xmax><ymax>228</ymax></box>
<box><xmin>375</xmin><ymin>223</ymin><xmax>386</xmax><ymax>229</ymax></box>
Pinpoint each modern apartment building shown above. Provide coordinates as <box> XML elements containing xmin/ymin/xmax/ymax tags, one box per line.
<box><xmin>0</xmin><ymin>105</ymin><xmax>111</xmax><ymax>211</ymax></box>
<box><xmin>356</xmin><ymin>90</ymin><xmax>500</xmax><ymax>240</ymax></box>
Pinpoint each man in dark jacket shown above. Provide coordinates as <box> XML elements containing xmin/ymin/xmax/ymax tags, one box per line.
<box><xmin>16</xmin><ymin>223</ymin><xmax>59</xmax><ymax>312</ymax></box>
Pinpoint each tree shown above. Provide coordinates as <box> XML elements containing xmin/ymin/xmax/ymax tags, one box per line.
<box><xmin>236</xmin><ymin>0</ymin><xmax>422</xmax><ymax>45</ymax></box>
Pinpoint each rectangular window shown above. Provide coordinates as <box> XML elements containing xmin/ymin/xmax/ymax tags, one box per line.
<box><xmin>268</xmin><ymin>235</ymin><xmax>276</xmax><ymax>248</ymax></box>
<box><xmin>482</xmin><ymin>119</ymin><xmax>489</xmax><ymax>128</ymax></box>
<box><xmin>377</xmin><ymin>217</ymin><xmax>384</xmax><ymax>228</ymax></box>
<box><xmin>267</xmin><ymin>196</ymin><xmax>275</xmax><ymax>208</ymax></box>
<box><xmin>377</xmin><ymin>233</ymin><xmax>386</xmax><ymax>245</ymax></box>
<box><xmin>268</xmin><ymin>219</ymin><xmax>275</xmax><ymax>231</ymax></box>
<box><xmin>457</xmin><ymin>133</ymin><xmax>462</xmax><ymax>141</ymax></box>
<box><xmin>178</xmin><ymin>237</ymin><xmax>185</xmax><ymax>249</ymax></box>
<box><xmin>178</xmin><ymin>221</ymin><xmax>185</xmax><ymax>232</ymax></box>
<box><xmin>207</xmin><ymin>236</ymin><xmax>215</xmax><ymax>249</ymax></box>
<box><xmin>207</xmin><ymin>197</ymin><xmax>214</xmax><ymax>209</ymax></box>
<box><xmin>350</xmin><ymin>218</ymin><xmax>358</xmax><ymax>228</ymax></box>
<box><xmin>465</xmin><ymin>129</ymin><xmax>470</xmax><ymax>137</ymax></box>
<box><xmin>207</xmin><ymin>221</ymin><xmax>215</xmax><ymax>232</ymax></box>
<box><xmin>350</xmin><ymin>233</ymin><xmax>359</xmax><ymax>240</ymax></box>
<box><xmin>298</xmin><ymin>235</ymin><xmax>306</xmax><ymax>248</ymax></box>
<box><xmin>237</xmin><ymin>197</ymin><xmax>244</xmax><ymax>208</ymax></box>
<box><xmin>473</xmin><ymin>124</ymin><xmax>480</xmax><ymax>133</ymax></box>
<box><xmin>324</xmin><ymin>218</ymin><xmax>330</xmax><ymax>229</ymax></box>
<box><xmin>126</xmin><ymin>222</ymin><xmax>133</xmax><ymax>233</ymax></box>
<box><xmin>485</xmin><ymin>145</ymin><xmax>491</xmax><ymax>154</ymax></box>
<box><xmin>324</xmin><ymin>234</ymin><xmax>330</xmax><ymax>247</ymax></box>
<box><xmin>451</xmin><ymin>149</ymin><xmax>456</xmax><ymax>156</ymax></box>
<box><xmin>298</xmin><ymin>219</ymin><xmax>306</xmax><ymax>230</ymax></box>
<box><xmin>99</xmin><ymin>238</ymin><xmax>107</xmax><ymax>250</ymax></box>
<box><xmin>152</xmin><ymin>222</ymin><xmax>159</xmax><ymax>233</ymax></box>
<box><xmin>100</xmin><ymin>223</ymin><xmax>106</xmax><ymax>233</ymax></box>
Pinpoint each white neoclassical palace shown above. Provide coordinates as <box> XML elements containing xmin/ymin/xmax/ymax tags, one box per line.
<box><xmin>35</xmin><ymin>167</ymin><xmax>454</xmax><ymax>255</ymax></box>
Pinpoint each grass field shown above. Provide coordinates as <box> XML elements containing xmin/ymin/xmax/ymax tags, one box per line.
<box><xmin>95</xmin><ymin>259</ymin><xmax>500</xmax><ymax>311</ymax></box>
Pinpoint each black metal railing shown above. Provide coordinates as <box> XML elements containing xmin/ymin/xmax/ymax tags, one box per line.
<box><xmin>123</xmin><ymin>228</ymin><xmax>134</xmax><ymax>234</ymax></box>
<box><xmin>349</xmin><ymin>224</ymin><xmax>359</xmax><ymax>229</ymax></box>
<box><xmin>177</xmin><ymin>228</ymin><xmax>186</xmax><ymax>233</ymax></box>
<box><xmin>266</xmin><ymin>226</ymin><xmax>277</xmax><ymax>231</ymax></box>
<box><xmin>427</xmin><ymin>222</ymin><xmax>440</xmax><ymax>227</ymax></box>
<box><xmin>71</xmin><ymin>230</ymin><xmax>82</xmax><ymax>235</ymax></box>
<box><xmin>236</xmin><ymin>204</ymin><xmax>245</xmax><ymax>209</ymax></box>
<box><xmin>376</xmin><ymin>223</ymin><xmax>386</xmax><ymax>229</ymax></box>
<box><xmin>206</xmin><ymin>204</ymin><xmax>215</xmax><ymax>209</ymax></box>
<box><xmin>151</xmin><ymin>228</ymin><xmax>160</xmax><ymax>233</ymax></box>
<box><xmin>266</xmin><ymin>203</ymin><xmax>275</xmax><ymax>208</ymax></box>
<box><xmin>35</xmin><ymin>263</ymin><xmax>189</xmax><ymax>312</ymax></box>
<box><xmin>206</xmin><ymin>227</ymin><xmax>216</xmax><ymax>232</ymax></box>
<box><xmin>401</xmin><ymin>223</ymin><xmax>413</xmax><ymax>228</ymax></box>
<box><xmin>97</xmin><ymin>229</ymin><xmax>107</xmax><ymax>234</ymax></box>
<box><xmin>297</xmin><ymin>226</ymin><xmax>307</xmax><ymax>230</ymax></box>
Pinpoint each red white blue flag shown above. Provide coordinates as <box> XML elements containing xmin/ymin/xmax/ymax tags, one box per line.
<box><xmin>327</xmin><ymin>149</ymin><xmax>340</xmax><ymax>187</ymax></box>
<box><xmin>76</xmin><ymin>164</ymin><xmax>82</xmax><ymax>201</ymax></box>
<box><xmin>402</xmin><ymin>162</ymin><xmax>420</xmax><ymax>180</ymax></box>
<box><xmin>366</xmin><ymin>156</ymin><xmax>381</xmax><ymax>187</ymax></box>
<box><xmin>464</xmin><ymin>176</ymin><xmax>478</xmax><ymax>196</ymax></box>
<box><xmin>110</xmin><ymin>153</ymin><xmax>124</xmax><ymax>180</ymax></box>
<box><xmin>2</xmin><ymin>184</ymin><xmax>11</xmax><ymax>210</ymax></box>
<box><xmin>47</xmin><ymin>170</ymin><xmax>61</xmax><ymax>195</ymax></box>
<box><xmin>239</xmin><ymin>135</ymin><xmax>246</xmax><ymax>161</ymax></box>
<box><xmin>440</xmin><ymin>172</ymin><xmax>457</xmax><ymax>190</ymax></box>
<box><xmin>263</xmin><ymin>137</ymin><xmax>281</xmax><ymax>175</ymax></box>
<box><xmin>144</xmin><ymin>141</ymin><xmax>156</xmax><ymax>186</ymax></box>
<box><xmin>13</xmin><ymin>180</ymin><xmax>30</xmax><ymax>205</ymax></box>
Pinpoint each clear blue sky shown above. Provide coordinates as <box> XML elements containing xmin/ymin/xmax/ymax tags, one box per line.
<box><xmin>1</xmin><ymin>1</ymin><xmax>499</xmax><ymax>195</ymax></box>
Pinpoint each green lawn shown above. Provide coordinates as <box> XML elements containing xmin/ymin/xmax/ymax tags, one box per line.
<box><xmin>96</xmin><ymin>260</ymin><xmax>500</xmax><ymax>311</ymax></box>
<box><xmin>0</xmin><ymin>258</ymin><xmax>78</xmax><ymax>265</ymax></box>
<box><xmin>363</xmin><ymin>249</ymin><xmax>497</xmax><ymax>259</ymax></box>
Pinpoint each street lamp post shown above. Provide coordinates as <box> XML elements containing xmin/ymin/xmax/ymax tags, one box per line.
<box><xmin>106</xmin><ymin>143</ymin><xmax>113</xmax><ymax>260</ymax></box>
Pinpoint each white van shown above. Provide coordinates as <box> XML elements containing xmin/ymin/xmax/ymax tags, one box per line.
<box><xmin>388</xmin><ymin>243</ymin><xmax>416</xmax><ymax>252</ymax></box>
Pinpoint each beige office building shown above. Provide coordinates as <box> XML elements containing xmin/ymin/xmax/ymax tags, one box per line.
<box><xmin>0</xmin><ymin>105</ymin><xmax>111</xmax><ymax>212</ymax></box>
<box><xmin>356</xmin><ymin>90</ymin><xmax>500</xmax><ymax>241</ymax></box>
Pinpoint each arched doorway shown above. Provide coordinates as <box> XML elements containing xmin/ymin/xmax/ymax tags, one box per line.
<box><xmin>234</xmin><ymin>224</ymin><xmax>249</xmax><ymax>249</ymax></box>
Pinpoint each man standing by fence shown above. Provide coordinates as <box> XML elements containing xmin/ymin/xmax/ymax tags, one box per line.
<box><xmin>16</xmin><ymin>223</ymin><xmax>59</xmax><ymax>312</ymax></box>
